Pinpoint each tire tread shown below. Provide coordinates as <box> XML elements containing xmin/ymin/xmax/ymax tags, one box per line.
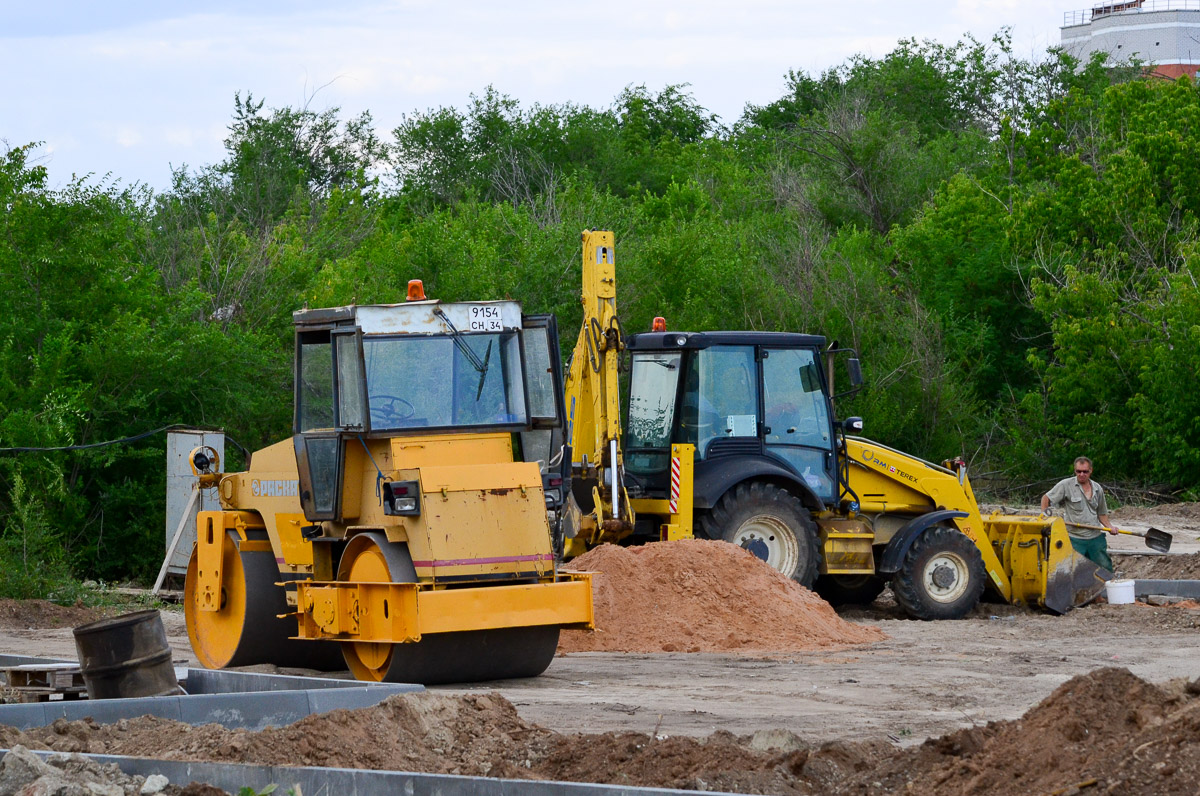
<box><xmin>698</xmin><ymin>481</ymin><xmax>821</xmax><ymax>587</ymax></box>
<box><xmin>892</xmin><ymin>525</ymin><xmax>985</xmax><ymax>620</ymax></box>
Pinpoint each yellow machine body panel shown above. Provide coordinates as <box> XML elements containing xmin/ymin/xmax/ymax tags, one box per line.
<box><xmin>390</xmin><ymin>433</ymin><xmax>513</xmax><ymax>470</ymax></box>
<box><xmin>843</xmin><ymin>436</ymin><xmax>1013</xmax><ymax>602</ymax></box>
<box><xmin>816</xmin><ymin>518</ymin><xmax>875</xmax><ymax>574</ymax></box>
<box><xmin>407</xmin><ymin>462</ymin><xmax>553</xmax><ymax>580</ymax></box>
<box><xmin>295</xmin><ymin>574</ymin><xmax>593</xmax><ymax>643</ymax></box>
<box><xmin>218</xmin><ymin>431</ymin><xmax>555</xmax><ymax>585</ymax></box>
<box><xmin>217</xmin><ymin>439</ymin><xmax>314</xmax><ymax>571</ymax></box>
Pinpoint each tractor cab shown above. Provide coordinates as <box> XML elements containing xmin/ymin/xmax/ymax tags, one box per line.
<box><xmin>290</xmin><ymin>296</ymin><xmax>566</xmax><ymax>524</ymax></box>
<box><xmin>623</xmin><ymin>331</ymin><xmax>841</xmax><ymax>510</ymax></box>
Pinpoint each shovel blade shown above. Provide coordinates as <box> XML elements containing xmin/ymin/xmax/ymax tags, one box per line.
<box><xmin>1145</xmin><ymin>527</ymin><xmax>1173</xmax><ymax>553</ymax></box>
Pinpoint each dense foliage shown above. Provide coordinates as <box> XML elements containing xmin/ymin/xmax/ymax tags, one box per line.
<box><xmin>3</xmin><ymin>33</ymin><xmax>1198</xmax><ymax>588</ymax></box>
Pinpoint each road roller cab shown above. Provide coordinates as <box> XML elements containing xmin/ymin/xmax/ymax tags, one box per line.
<box><xmin>184</xmin><ymin>290</ymin><xmax>594</xmax><ymax>684</ymax></box>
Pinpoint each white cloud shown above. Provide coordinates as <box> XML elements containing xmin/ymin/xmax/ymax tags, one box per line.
<box><xmin>115</xmin><ymin>127</ymin><xmax>143</xmax><ymax>148</ymax></box>
<box><xmin>1</xmin><ymin>0</ymin><xmax>1064</xmax><ymax>190</ymax></box>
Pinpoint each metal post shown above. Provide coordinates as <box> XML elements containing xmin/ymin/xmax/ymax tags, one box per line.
<box><xmin>152</xmin><ymin>486</ymin><xmax>198</xmax><ymax>595</ymax></box>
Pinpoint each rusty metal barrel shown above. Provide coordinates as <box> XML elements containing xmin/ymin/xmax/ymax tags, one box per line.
<box><xmin>73</xmin><ymin>610</ymin><xmax>179</xmax><ymax>699</ymax></box>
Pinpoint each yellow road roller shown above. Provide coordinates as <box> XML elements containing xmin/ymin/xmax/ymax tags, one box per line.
<box><xmin>184</xmin><ymin>285</ymin><xmax>593</xmax><ymax>683</ymax></box>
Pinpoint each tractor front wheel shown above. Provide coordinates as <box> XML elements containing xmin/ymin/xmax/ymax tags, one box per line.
<box><xmin>891</xmin><ymin>525</ymin><xmax>985</xmax><ymax>620</ymax></box>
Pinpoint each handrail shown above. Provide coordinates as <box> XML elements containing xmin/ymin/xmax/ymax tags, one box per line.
<box><xmin>1064</xmin><ymin>0</ymin><xmax>1200</xmax><ymax>26</ymax></box>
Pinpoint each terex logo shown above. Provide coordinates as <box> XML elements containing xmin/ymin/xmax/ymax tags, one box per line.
<box><xmin>861</xmin><ymin>452</ymin><xmax>920</xmax><ymax>484</ymax></box>
<box><xmin>251</xmin><ymin>479</ymin><xmax>299</xmax><ymax>498</ymax></box>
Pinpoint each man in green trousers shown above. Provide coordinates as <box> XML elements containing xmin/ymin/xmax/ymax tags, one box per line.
<box><xmin>1041</xmin><ymin>456</ymin><xmax>1116</xmax><ymax>571</ymax></box>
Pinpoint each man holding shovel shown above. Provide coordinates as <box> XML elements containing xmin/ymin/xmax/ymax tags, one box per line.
<box><xmin>1041</xmin><ymin>456</ymin><xmax>1115</xmax><ymax>571</ymax></box>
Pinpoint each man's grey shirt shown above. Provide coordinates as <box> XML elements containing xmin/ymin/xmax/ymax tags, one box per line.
<box><xmin>1046</xmin><ymin>477</ymin><xmax>1109</xmax><ymax>539</ymax></box>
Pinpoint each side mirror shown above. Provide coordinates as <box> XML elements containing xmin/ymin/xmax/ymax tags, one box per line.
<box><xmin>840</xmin><ymin>417</ymin><xmax>864</xmax><ymax>434</ymax></box>
<box><xmin>847</xmin><ymin>358</ymin><xmax>863</xmax><ymax>387</ymax></box>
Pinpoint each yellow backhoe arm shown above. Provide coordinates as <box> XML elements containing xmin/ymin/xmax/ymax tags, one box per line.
<box><xmin>564</xmin><ymin>230</ymin><xmax>634</xmax><ymax>551</ymax></box>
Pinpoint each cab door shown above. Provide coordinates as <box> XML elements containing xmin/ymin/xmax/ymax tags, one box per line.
<box><xmin>293</xmin><ymin>326</ymin><xmax>366</xmax><ymax>522</ymax></box>
<box><xmin>761</xmin><ymin>346</ymin><xmax>836</xmax><ymax>501</ymax></box>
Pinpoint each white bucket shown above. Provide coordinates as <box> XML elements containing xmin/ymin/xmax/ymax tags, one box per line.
<box><xmin>1105</xmin><ymin>578</ymin><xmax>1136</xmax><ymax>605</ymax></box>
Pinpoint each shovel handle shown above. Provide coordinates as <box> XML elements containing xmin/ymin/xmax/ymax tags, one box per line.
<box><xmin>1064</xmin><ymin>521</ymin><xmax>1126</xmax><ymax>535</ymax></box>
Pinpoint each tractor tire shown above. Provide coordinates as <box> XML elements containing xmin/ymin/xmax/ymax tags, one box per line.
<box><xmin>698</xmin><ymin>482</ymin><xmax>821</xmax><ymax>588</ymax></box>
<box><xmin>891</xmin><ymin>525</ymin><xmax>986</xmax><ymax>620</ymax></box>
<box><xmin>814</xmin><ymin>573</ymin><xmax>887</xmax><ymax>607</ymax></box>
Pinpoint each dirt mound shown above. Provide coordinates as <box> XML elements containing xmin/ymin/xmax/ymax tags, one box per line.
<box><xmin>0</xmin><ymin>693</ymin><xmax>549</xmax><ymax>778</ymax></box>
<box><xmin>539</xmin><ymin>730</ymin><xmax>810</xmax><ymax>794</ymax></box>
<box><xmin>558</xmin><ymin>540</ymin><xmax>885</xmax><ymax>654</ymax></box>
<box><xmin>1115</xmin><ymin>551</ymin><xmax>1200</xmax><ymax>580</ymax></box>
<box><xmin>1116</xmin><ymin>502</ymin><xmax>1200</xmax><ymax>525</ymax></box>
<box><xmin>0</xmin><ymin>599</ymin><xmax>105</xmax><ymax>629</ymax></box>
<box><xmin>836</xmin><ymin>667</ymin><xmax>1194</xmax><ymax>796</ymax></box>
<box><xmin>2</xmin><ymin>669</ymin><xmax>1200</xmax><ymax>794</ymax></box>
<box><xmin>0</xmin><ymin>692</ymin><xmax>808</xmax><ymax>793</ymax></box>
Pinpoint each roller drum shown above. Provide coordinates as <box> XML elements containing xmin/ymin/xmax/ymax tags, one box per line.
<box><xmin>338</xmin><ymin>532</ymin><xmax>560</xmax><ymax>684</ymax></box>
<box><xmin>184</xmin><ymin>533</ymin><xmax>342</xmax><ymax>671</ymax></box>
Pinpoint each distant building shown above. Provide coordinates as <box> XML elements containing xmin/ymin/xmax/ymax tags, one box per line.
<box><xmin>1061</xmin><ymin>1</ymin><xmax>1200</xmax><ymax>79</ymax></box>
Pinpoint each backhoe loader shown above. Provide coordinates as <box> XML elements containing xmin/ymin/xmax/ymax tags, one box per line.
<box><xmin>563</xmin><ymin>230</ymin><xmax>1108</xmax><ymax>619</ymax></box>
<box><xmin>183</xmin><ymin>285</ymin><xmax>593</xmax><ymax>683</ymax></box>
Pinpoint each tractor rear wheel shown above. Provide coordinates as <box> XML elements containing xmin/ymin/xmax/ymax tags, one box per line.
<box><xmin>891</xmin><ymin>525</ymin><xmax>985</xmax><ymax>620</ymax></box>
<box><xmin>814</xmin><ymin>574</ymin><xmax>887</xmax><ymax>607</ymax></box>
<box><xmin>699</xmin><ymin>482</ymin><xmax>821</xmax><ymax>588</ymax></box>
<box><xmin>337</xmin><ymin>532</ymin><xmax>560</xmax><ymax>684</ymax></box>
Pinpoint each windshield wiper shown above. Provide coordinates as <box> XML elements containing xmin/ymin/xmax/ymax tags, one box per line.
<box><xmin>433</xmin><ymin>308</ymin><xmax>488</xmax><ymax>372</ymax></box>
<box><xmin>433</xmin><ymin>307</ymin><xmax>494</xmax><ymax>400</ymax></box>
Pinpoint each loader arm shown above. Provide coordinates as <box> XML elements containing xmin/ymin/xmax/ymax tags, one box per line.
<box><xmin>843</xmin><ymin>437</ymin><xmax>1013</xmax><ymax>602</ymax></box>
<box><xmin>842</xmin><ymin>436</ymin><xmax>1110</xmax><ymax>612</ymax></box>
<box><xmin>563</xmin><ymin>230</ymin><xmax>634</xmax><ymax>551</ymax></box>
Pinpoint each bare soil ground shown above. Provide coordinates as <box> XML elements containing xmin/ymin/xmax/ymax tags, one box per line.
<box><xmin>4</xmin><ymin>667</ymin><xmax>1200</xmax><ymax>795</ymax></box>
<box><xmin>0</xmin><ymin>505</ymin><xmax>1197</xmax><ymax>794</ymax></box>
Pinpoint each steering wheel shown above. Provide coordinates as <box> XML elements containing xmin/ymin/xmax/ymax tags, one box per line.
<box><xmin>369</xmin><ymin>394</ymin><xmax>415</xmax><ymax>424</ymax></box>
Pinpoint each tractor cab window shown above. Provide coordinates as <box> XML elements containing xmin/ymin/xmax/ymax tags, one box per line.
<box><xmin>362</xmin><ymin>332</ymin><xmax>528</xmax><ymax>431</ymax></box>
<box><xmin>763</xmin><ymin>347</ymin><xmax>834</xmax><ymax>499</ymax></box>
<box><xmin>678</xmin><ymin>346</ymin><xmax>758</xmax><ymax>456</ymax></box>
<box><xmin>297</xmin><ymin>331</ymin><xmax>335</xmax><ymax>432</ymax></box>
<box><xmin>626</xmin><ymin>352</ymin><xmax>682</xmax><ymax>474</ymax></box>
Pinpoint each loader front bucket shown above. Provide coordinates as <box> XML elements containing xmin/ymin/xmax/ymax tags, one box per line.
<box><xmin>1043</xmin><ymin>546</ymin><xmax>1111</xmax><ymax>615</ymax></box>
<box><xmin>983</xmin><ymin>514</ymin><xmax>1111</xmax><ymax>615</ymax></box>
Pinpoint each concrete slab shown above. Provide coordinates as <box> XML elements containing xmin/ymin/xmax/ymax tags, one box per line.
<box><xmin>1134</xmin><ymin>579</ymin><xmax>1200</xmax><ymax>599</ymax></box>
<box><xmin>19</xmin><ymin>750</ymin><xmax>735</xmax><ymax>796</ymax></box>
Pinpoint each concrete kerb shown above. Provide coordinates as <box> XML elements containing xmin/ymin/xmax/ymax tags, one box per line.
<box><xmin>1134</xmin><ymin>579</ymin><xmax>1200</xmax><ymax>599</ymax></box>
<box><xmin>18</xmin><ymin>750</ymin><xmax>741</xmax><ymax>796</ymax></box>
<box><xmin>0</xmin><ymin>655</ymin><xmax>422</xmax><ymax>731</ymax></box>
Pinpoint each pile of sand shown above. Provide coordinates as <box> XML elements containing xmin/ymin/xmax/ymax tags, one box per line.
<box><xmin>557</xmin><ymin>539</ymin><xmax>885</xmax><ymax>654</ymax></box>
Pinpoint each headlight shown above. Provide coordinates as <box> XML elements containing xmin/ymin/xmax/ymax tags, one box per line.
<box><xmin>383</xmin><ymin>480</ymin><xmax>421</xmax><ymax>516</ymax></box>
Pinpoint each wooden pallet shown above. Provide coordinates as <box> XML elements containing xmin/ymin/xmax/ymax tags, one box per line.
<box><xmin>1</xmin><ymin>664</ymin><xmax>88</xmax><ymax>702</ymax></box>
<box><xmin>0</xmin><ymin>686</ymin><xmax>87</xmax><ymax>703</ymax></box>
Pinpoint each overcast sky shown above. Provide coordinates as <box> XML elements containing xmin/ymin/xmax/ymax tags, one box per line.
<box><xmin>2</xmin><ymin>1</ymin><xmax>1073</xmax><ymax>192</ymax></box>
